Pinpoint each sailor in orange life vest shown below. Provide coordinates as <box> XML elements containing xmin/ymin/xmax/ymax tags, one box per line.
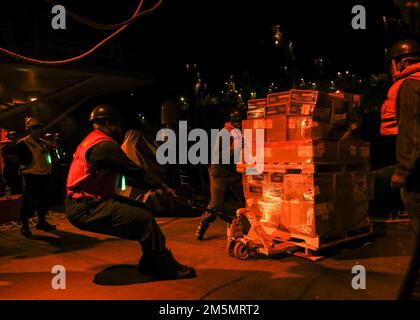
<box><xmin>17</xmin><ymin>117</ymin><xmax>56</xmax><ymax>237</ymax></box>
<box><xmin>66</xmin><ymin>105</ymin><xmax>196</xmax><ymax>280</ymax></box>
<box><xmin>195</xmin><ymin>109</ymin><xmax>244</xmax><ymax>240</ymax></box>
<box><xmin>384</xmin><ymin>39</ymin><xmax>420</xmax><ymax>234</ymax></box>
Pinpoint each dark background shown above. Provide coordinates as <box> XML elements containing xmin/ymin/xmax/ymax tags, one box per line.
<box><xmin>0</xmin><ymin>0</ymin><xmax>414</xmax><ymax>210</ymax></box>
<box><xmin>0</xmin><ymin>0</ymin><xmax>403</xmax><ymax>87</ymax></box>
<box><xmin>0</xmin><ymin>0</ymin><xmax>411</xmax><ymax>162</ymax></box>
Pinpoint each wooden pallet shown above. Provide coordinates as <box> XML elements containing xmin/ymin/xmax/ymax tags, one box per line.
<box><xmin>289</xmin><ymin>227</ymin><xmax>374</xmax><ymax>260</ymax></box>
<box><xmin>257</xmin><ymin>222</ymin><xmax>374</xmax><ymax>260</ymax></box>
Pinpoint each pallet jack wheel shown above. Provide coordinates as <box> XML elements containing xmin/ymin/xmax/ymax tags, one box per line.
<box><xmin>233</xmin><ymin>242</ymin><xmax>250</xmax><ymax>260</ymax></box>
<box><xmin>227</xmin><ymin>240</ymin><xmax>236</xmax><ymax>257</ymax></box>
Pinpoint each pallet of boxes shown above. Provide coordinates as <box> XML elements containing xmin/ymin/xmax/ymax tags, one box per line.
<box><xmin>230</xmin><ymin>89</ymin><xmax>374</xmax><ymax>260</ymax></box>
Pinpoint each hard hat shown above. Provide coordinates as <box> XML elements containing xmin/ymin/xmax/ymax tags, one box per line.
<box><xmin>389</xmin><ymin>39</ymin><xmax>420</xmax><ymax>60</ymax></box>
<box><xmin>25</xmin><ymin>117</ymin><xmax>42</xmax><ymax>130</ymax></box>
<box><xmin>6</xmin><ymin>131</ymin><xmax>17</xmax><ymax>139</ymax></box>
<box><xmin>89</xmin><ymin>104</ymin><xmax>121</xmax><ymax>123</ymax></box>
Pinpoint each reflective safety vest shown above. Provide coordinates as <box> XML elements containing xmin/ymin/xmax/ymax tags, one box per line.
<box><xmin>19</xmin><ymin>136</ymin><xmax>52</xmax><ymax>175</ymax></box>
<box><xmin>381</xmin><ymin>70</ymin><xmax>420</xmax><ymax>136</ymax></box>
<box><xmin>67</xmin><ymin>129</ymin><xmax>119</xmax><ymax>201</ymax></box>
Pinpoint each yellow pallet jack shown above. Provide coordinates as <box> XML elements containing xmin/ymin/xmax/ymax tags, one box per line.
<box><xmin>167</xmin><ymin>194</ymin><xmax>323</xmax><ymax>260</ymax></box>
<box><xmin>226</xmin><ymin>208</ymin><xmax>302</xmax><ymax>260</ymax></box>
<box><xmin>227</xmin><ymin>207</ymin><xmax>374</xmax><ymax>261</ymax></box>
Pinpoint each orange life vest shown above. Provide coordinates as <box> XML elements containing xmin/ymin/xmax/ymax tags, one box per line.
<box><xmin>67</xmin><ymin>129</ymin><xmax>119</xmax><ymax>201</ymax></box>
<box><xmin>381</xmin><ymin>64</ymin><xmax>420</xmax><ymax>136</ymax></box>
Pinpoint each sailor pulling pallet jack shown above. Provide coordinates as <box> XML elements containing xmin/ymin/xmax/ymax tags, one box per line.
<box><xmin>195</xmin><ymin>109</ymin><xmax>244</xmax><ymax>240</ymax></box>
<box><xmin>66</xmin><ymin>105</ymin><xmax>196</xmax><ymax>280</ymax></box>
<box><xmin>380</xmin><ymin>39</ymin><xmax>420</xmax><ymax>299</ymax></box>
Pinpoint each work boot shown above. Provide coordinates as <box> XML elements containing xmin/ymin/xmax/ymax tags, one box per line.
<box><xmin>20</xmin><ymin>222</ymin><xmax>32</xmax><ymax>238</ymax></box>
<box><xmin>195</xmin><ymin>220</ymin><xmax>209</xmax><ymax>240</ymax></box>
<box><xmin>36</xmin><ymin>219</ymin><xmax>56</xmax><ymax>231</ymax></box>
<box><xmin>138</xmin><ymin>249</ymin><xmax>196</xmax><ymax>280</ymax></box>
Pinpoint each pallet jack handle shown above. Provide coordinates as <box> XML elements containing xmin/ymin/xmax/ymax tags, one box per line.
<box><xmin>165</xmin><ymin>193</ymin><xmax>234</xmax><ymax>224</ymax></box>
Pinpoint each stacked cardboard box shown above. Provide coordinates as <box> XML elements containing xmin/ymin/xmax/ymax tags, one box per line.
<box><xmin>242</xmin><ymin>140</ymin><xmax>370</xmax><ymax>165</ymax></box>
<box><xmin>241</xmin><ymin>171</ymin><xmax>373</xmax><ymax>240</ymax></box>
<box><xmin>241</xmin><ymin>90</ymin><xmax>371</xmax><ymax>245</ymax></box>
<box><xmin>246</xmin><ymin>89</ymin><xmax>362</xmax><ymax>142</ymax></box>
<box><xmin>247</xmin><ymin>98</ymin><xmax>266</xmax><ymax>119</ymax></box>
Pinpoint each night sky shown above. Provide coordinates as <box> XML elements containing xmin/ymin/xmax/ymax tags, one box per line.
<box><xmin>1</xmin><ymin>0</ymin><xmax>409</xmax><ymax>140</ymax></box>
<box><xmin>0</xmin><ymin>0</ymin><xmax>403</xmax><ymax>84</ymax></box>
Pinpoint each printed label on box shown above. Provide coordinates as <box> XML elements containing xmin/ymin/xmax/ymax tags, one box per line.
<box><xmin>249</xmin><ymin>186</ymin><xmax>263</xmax><ymax>194</ymax></box>
<box><xmin>267</xmin><ymin>92</ymin><xmax>290</xmax><ymax>105</ymax></box>
<box><xmin>265</xmin><ymin>106</ymin><xmax>274</xmax><ymax>115</ymax></box>
<box><xmin>298</xmin><ymin>146</ymin><xmax>313</xmax><ymax>157</ymax></box>
<box><xmin>271</xmin><ymin>173</ymin><xmax>284</xmax><ymax>183</ymax></box>
<box><xmin>247</xmin><ymin>111</ymin><xmax>265</xmax><ymax>119</ymax></box>
<box><xmin>277</xmin><ymin>104</ymin><xmax>288</xmax><ymax>113</ymax></box>
<box><xmin>266</xmin><ymin>104</ymin><xmax>288</xmax><ymax>115</ymax></box>
<box><xmin>350</xmin><ymin>145</ymin><xmax>357</xmax><ymax>156</ymax></box>
<box><xmin>264</xmin><ymin>187</ymin><xmax>284</xmax><ymax>198</ymax></box>
<box><xmin>301</xmin><ymin>104</ymin><xmax>313</xmax><ymax>115</ymax></box>
<box><xmin>288</xmin><ymin>103</ymin><xmax>301</xmax><ymax>114</ymax></box>
<box><xmin>248</xmin><ymin>99</ymin><xmax>267</xmax><ymax>109</ymax></box>
<box><xmin>302</xmin><ymin>165</ymin><xmax>315</xmax><ymax>174</ymax></box>
<box><xmin>252</xmin><ymin>174</ymin><xmax>265</xmax><ymax>181</ymax></box>
<box><xmin>290</xmin><ymin>90</ymin><xmax>318</xmax><ymax>103</ymax></box>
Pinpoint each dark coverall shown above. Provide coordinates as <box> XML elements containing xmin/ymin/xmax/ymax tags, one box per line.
<box><xmin>395</xmin><ymin>77</ymin><xmax>420</xmax><ymax>300</ymax></box>
<box><xmin>65</xmin><ymin>141</ymin><xmax>166</xmax><ymax>255</ymax></box>
<box><xmin>200</xmin><ymin>165</ymin><xmax>243</xmax><ymax>223</ymax></box>
<box><xmin>395</xmin><ymin>79</ymin><xmax>420</xmax><ymax>233</ymax></box>
<box><xmin>17</xmin><ymin>139</ymin><xmax>50</xmax><ymax>222</ymax></box>
<box><xmin>200</xmin><ymin>123</ymin><xmax>244</xmax><ymax>224</ymax></box>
